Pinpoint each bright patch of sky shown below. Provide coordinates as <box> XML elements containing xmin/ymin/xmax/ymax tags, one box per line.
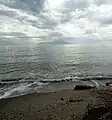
<box><xmin>0</xmin><ymin>0</ymin><xmax>112</xmax><ymax>44</ymax></box>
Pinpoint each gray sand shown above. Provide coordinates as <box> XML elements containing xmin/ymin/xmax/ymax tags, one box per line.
<box><xmin>0</xmin><ymin>87</ymin><xmax>112</xmax><ymax>120</ymax></box>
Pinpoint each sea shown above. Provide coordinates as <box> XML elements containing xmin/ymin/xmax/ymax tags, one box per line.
<box><xmin>0</xmin><ymin>0</ymin><xmax>112</xmax><ymax>99</ymax></box>
<box><xmin>0</xmin><ymin>44</ymin><xmax>112</xmax><ymax>99</ymax></box>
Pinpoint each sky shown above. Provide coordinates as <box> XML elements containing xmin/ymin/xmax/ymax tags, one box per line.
<box><xmin>0</xmin><ymin>0</ymin><xmax>112</xmax><ymax>44</ymax></box>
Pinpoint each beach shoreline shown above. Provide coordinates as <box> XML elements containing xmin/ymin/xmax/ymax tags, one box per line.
<box><xmin>0</xmin><ymin>87</ymin><xmax>112</xmax><ymax>120</ymax></box>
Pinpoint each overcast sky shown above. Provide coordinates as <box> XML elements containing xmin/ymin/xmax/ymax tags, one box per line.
<box><xmin>0</xmin><ymin>0</ymin><xmax>112</xmax><ymax>44</ymax></box>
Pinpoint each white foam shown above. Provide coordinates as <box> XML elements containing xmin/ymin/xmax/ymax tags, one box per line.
<box><xmin>0</xmin><ymin>82</ymin><xmax>48</xmax><ymax>99</ymax></box>
<box><xmin>91</xmin><ymin>80</ymin><xmax>100</xmax><ymax>88</ymax></box>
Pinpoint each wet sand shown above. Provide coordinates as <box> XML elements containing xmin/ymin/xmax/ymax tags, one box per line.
<box><xmin>0</xmin><ymin>87</ymin><xmax>112</xmax><ymax>120</ymax></box>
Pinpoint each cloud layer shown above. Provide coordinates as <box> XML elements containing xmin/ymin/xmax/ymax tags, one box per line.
<box><xmin>0</xmin><ymin>0</ymin><xmax>112</xmax><ymax>44</ymax></box>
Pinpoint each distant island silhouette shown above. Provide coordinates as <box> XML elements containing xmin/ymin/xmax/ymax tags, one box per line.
<box><xmin>39</xmin><ymin>38</ymin><xmax>100</xmax><ymax>45</ymax></box>
<box><xmin>40</xmin><ymin>40</ymin><xmax>70</xmax><ymax>45</ymax></box>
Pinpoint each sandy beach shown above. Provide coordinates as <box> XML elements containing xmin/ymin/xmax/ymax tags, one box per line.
<box><xmin>0</xmin><ymin>87</ymin><xmax>112</xmax><ymax>120</ymax></box>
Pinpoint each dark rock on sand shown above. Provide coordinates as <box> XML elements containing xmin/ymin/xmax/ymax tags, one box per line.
<box><xmin>82</xmin><ymin>106</ymin><xmax>112</xmax><ymax>120</ymax></box>
<box><xmin>106</xmin><ymin>82</ymin><xmax>112</xmax><ymax>86</ymax></box>
<box><xmin>60</xmin><ymin>97</ymin><xmax>64</xmax><ymax>101</ymax></box>
<box><xmin>74</xmin><ymin>85</ymin><xmax>95</xmax><ymax>90</ymax></box>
